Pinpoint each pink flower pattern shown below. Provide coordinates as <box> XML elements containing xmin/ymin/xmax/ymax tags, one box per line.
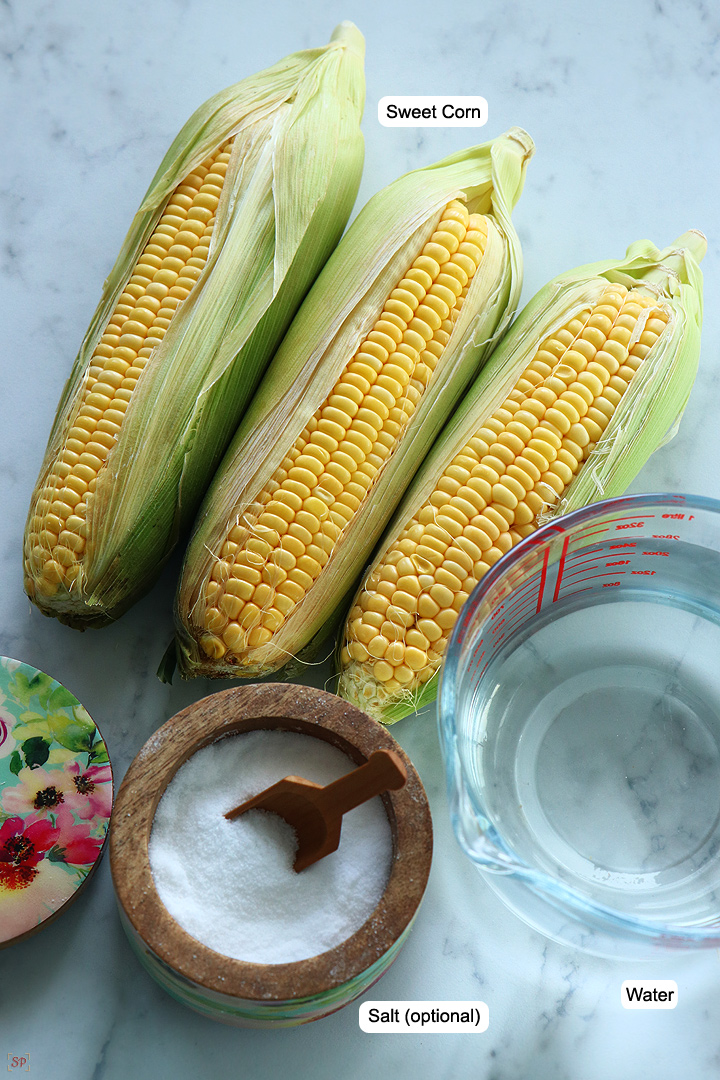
<box><xmin>0</xmin><ymin>658</ymin><xmax>112</xmax><ymax>943</ymax></box>
<box><xmin>0</xmin><ymin>816</ymin><xmax>59</xmax><ymax>891</ymax></box>
<box><xmin>55</xmin><ymin>815</ymin><xmax>105</xmax><ymax>865</ymax></box>
<box><xmin>1</xmin><ymin>766</ymin><xmax>73</xmax><ymax>818</ymax></box>
<box><xmin>61</xmin><ymin>762</ymin><xmax>113</xmax><ymax>820</ymax></box>
<box><xmin>0</xmin><ymin>815</ymin><xmax>78</xmax><ymax>940</ymax></box>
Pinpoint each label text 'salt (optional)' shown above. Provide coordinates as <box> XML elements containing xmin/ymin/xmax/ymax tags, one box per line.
<box><xmin>359</xmin><ymin>1000</ymin><xmax>489</xmax><ymax>1033</ymax></box>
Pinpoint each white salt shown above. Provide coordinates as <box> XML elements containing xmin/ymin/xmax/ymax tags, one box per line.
<box><xmin>148</xmin><ymin>729</ymin><xmax>394</xmax><ymax>964</ymax></box>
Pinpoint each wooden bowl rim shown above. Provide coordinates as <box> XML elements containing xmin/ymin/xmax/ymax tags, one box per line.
<box><xmin>110</xmin><ymin>683</ymin><xmax>432</xmax><ymax>1002</ymax></box>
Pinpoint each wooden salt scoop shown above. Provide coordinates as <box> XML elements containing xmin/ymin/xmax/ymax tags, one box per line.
<box><xmin>225</xmin><ymin>749</ymin><xmax>407</xmax><ymax>872</ymax></box>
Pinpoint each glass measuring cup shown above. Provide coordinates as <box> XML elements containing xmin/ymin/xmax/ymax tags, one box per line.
<box><xmin>439</xmin><ymin>493</ymin><xmax>720</xmax><ymax>958</ymax></box>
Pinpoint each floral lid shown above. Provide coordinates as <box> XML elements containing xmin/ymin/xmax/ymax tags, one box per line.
<box><xmin>0</xmin><ymin>657</ymin><xmax>112</xmax><ymax>947</ymax></box>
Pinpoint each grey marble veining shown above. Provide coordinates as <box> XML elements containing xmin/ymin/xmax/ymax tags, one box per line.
<box><xmin>2</xmin><ymin>0</ymin><xmax>720</xmax><ymax>1077</ymax></box>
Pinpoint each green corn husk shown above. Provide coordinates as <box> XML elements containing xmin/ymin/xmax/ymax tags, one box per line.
<box><xmin>24</xmin><ymin>22</ymin><xmax>366</xmax><ymax>628</ymax></box>
<box><xmin>174</xmin><ymin>127</ymin><xmax>535</xmax><ymax>680</ymax></box>
<box><xmin>337</xmin><ymin>230</ymin><xmax>706</xmax><ymax>723</ymax></box>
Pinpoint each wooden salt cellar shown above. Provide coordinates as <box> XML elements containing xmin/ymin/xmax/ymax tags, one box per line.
<box><xmin>110</xmin><ymin>683</ymin><xmax>433</xmax><ymax>1027</ymax></box>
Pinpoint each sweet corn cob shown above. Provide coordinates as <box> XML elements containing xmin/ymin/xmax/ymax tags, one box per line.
<box><xmin>174</xmin><ymin>129</ymin><xmax>535</xmax><ymax>679</ymax></box>
<box><xmin>200</xmin><ymin>201</ymin><xmax>487</xmax><ymax>659</ymax></box>
<box><xmin>24</xmin><ymin>23</ymin><xmax>365</xmax><ymax>627</ymax></box>
<box><xmin>27</xmin><ymin>141</ymin><xmax>236</xmax><ymax>598</ymax></box>
<box><xmin>338</xmin><ymin>232</ymin><xmax>706</xmax><ymax>722</ymax></box>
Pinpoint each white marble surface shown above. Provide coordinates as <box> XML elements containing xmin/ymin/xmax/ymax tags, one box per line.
<box><xmin>2</xmin><ymin>0</ymin><xmax>720</xmax><ymax>1076</ymax></box>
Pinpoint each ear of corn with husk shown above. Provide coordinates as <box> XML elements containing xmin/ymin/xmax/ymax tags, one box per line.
<box><xmin>23</xmin><ymin>22</ymin><xmax>366</xmax><ymax>628</ymax></box>
<box><xmin>173</xmin><ymin>127</ymin><xmax>535</xmax><ymax>680</ymax></box>
<box><xmin>337</xmin><ymin>231</ymin><xmax>706</xmax><ymax>723</ymax></box>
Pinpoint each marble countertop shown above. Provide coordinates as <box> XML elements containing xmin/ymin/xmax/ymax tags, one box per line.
<box><xmin>2</xmin><ymin>0</ymin><xmax>719</xmax><ymax>1076</ymax></box>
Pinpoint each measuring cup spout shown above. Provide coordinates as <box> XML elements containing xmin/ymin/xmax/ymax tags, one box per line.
<box><xmin>448</xmin><ymin>775</ymin><xmax>515</xmax><ymax>873</ymax></box>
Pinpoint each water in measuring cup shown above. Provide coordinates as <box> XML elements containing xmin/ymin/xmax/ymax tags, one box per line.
<box><xmin>470</xmin><ymin>538</ymin><xmax>720</xmax><ymax>926</ymax></box>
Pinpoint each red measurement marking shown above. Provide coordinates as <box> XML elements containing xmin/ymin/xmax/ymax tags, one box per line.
<box><xmin>563</xmin><ymin>564</ymin><xmax>600</xmax><ymax>579</ymax></box>
<box><xmin>537</xmin><ymin>546</ymin><xmax>550</xmax><ymax>613</ymax></box>
<box><xmin>499</xmin><ymin>595</ymin><xmax>524</xmax><ymax>619</ymax></box>
<box><xmin>642</xmin><ymin>551</ymin><xmax>669</xmax><ymax>556</ymax></box>
<box><xmin>573</xmin><ymin>526</ymin><xmax>610</xmax><ymax>543</ymax></box>
<box><xmin>560</xmin><ymin>586</ymin><xmax>594</xmax><ymax>598</ymax></box>
<box><xmin>503</xmin><ymin>612</ymin><xmax>525</xmax><ymax>634</ymax></box>
<box><xmin>581</xmin><ymin>571</ymin><xmax>627</xmax><ymax>582</ymax></box>
<box><xmin>500</xmin><ymin>577</ymin><xmax>537</xmax><ymax>603</ymax></box>
<box><xmin>607</xmin><ymin>514</ymin><xmax>656</xmax><ymax>522</ymax></box>
<box><xmin>504</xmin><ymin>593</ymin><xmax>538</xmax><ymax>620</ymax></box>
<box><xmin>469</xmin><ymin>651</ymin><xmax>485</xmax><ymax>677</ymax></box>
<box><xmin>566</xmin><ymin>547</ymin><xmax>606</xmax><ymax>560</ymax></box>
<box><xmin>552</xmin><ymin>535</ymin><xmax>570</xmax><ymax>602</ymax></box>
<box><xmin>469</xmin><ymin>645</ymin><xmax>485</xmax><ymax>666</ymax></box>
<box><xmin>511</xmin><ymin>596</ymin><xmax>539</xmax><ymax>622</ymax></box>
<box><xmin>609</xmin><ymin>543</ymin><xmax>637</xmax><ymax>550</ymax></box>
